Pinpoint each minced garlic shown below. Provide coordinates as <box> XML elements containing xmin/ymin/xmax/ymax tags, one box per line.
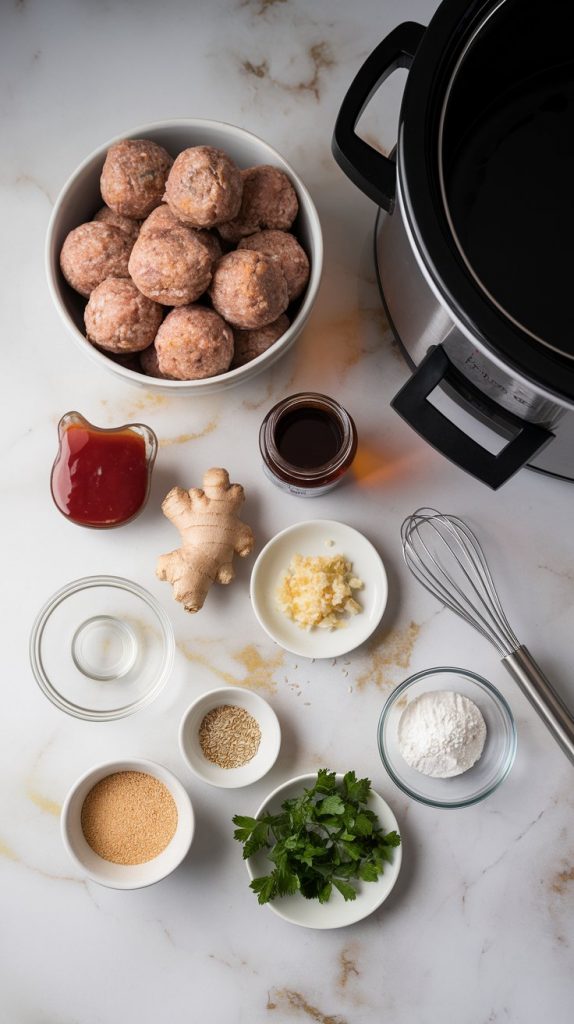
<box><xmin>277</xmin><ymin>553</ymin><xmax>363</xmax><ymax>630</ymax></box>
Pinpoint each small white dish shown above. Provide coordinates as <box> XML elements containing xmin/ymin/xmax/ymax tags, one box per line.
<box><xmin>246</xmin><ymin>773</ymin><xmax>402</xmax><ymax>929</ymax></box>
<box><xmin>179</xmin><ymin>686</ymin><xmax>281</xmax><ymax>788</ymax></box>
<box><xmin>250</xmin><ymin>519</ymin><xmax>388</xmax><ymax>659</ymax></box>
<box><xmin>61</xmin><ymin>758</ymin><xmax>194</xmax><ymax>889</ymax></box>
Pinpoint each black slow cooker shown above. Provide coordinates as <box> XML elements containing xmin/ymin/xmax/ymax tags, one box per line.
<box><xmin>333</xmin><ymin>0</ymin><xmax>574</xmax><ymax>488</ymax></box>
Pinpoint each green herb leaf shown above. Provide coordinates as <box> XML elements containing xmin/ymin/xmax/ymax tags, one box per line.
<box><xmin>358</xmin><ymin>861</ymin><xmax>380</xmax><ymax>882</ymax></box>
<box><xmin>241</xmin><ymin>821</ymin><xmax>270</xmax><ymax>859</ymax></box>
<box><xmin>381</xmin><ymin>830</ymin><xmax>401</xmax><ymax>848</ymax></box>
<box><xmin>297</xmin><ymin>842</ymin><xmax>327</xmax><ymax>867</ymax></box>
<box><xmin>340</xmin><ymin>840</ymin><xmax>363</xmax><ymax>861</ymax></box>
<box><xmin>314</xmin><ymin>769</ymin><xmax>337</xmax><ymax>793</ymax></box>
<box><xmin>275</xmin><ymin>862</ymin><xmax>300</xmax><ymax>896</ymax></box>
<box><xmin>333</xmin><ymin>878</ymin><xmax>358</xmax><ymax>901</ymax></box>
<box><xmin>232</xmin><ymin>815</ymin><xmax>259</xmax><ymax>842</ymax></box>
<box><xmin>330</xmin><ymin>861</ymin><xmax>358</xmax><ymax>879</ymax></box>
<box><xmin>342</xmin><ymin>771</ymin><xmax>372</xmax><ymax>804</ymax></box>
<box><xmin>250</xmin><ymin>874</ymin><xmax>277</xmax><ymax>905</ymax></box>
<box><xmin>317</xmin><ymin>794</ymin><xmax>346</xmax><ymax>816</ymax></box>
<box><xmin>318</xmin><ymin>881</ymin><xmax>332</xmax><ymax>904</ymax></box>
<box><xmin>354</xmin><ymin>813</ymin><xmax>374</xmax><ymax>836</ymax></box>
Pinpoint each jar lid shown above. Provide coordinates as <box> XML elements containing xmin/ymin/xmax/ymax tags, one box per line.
<box><xmin>29</xmin><ymin>576</ymin><xmax>174</xmax><ymax>721</ymax></box>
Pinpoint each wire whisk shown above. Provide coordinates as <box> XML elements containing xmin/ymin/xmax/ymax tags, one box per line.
<box><xmin>401</xmin><ymin>508</ymin><xmax>520</xmax><ymax>657</ymax></box>
<box><xmin>401</xmin><ymin>508</ymin><xmax>574</xmax><ymax>764</ymax></box>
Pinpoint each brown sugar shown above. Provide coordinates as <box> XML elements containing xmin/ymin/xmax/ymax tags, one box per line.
<box><xmin>81</xmin><ymin>771</ymin><xmax>178</xmax><ymax>865</ymax></box>
<box><xmin>199</xmin><ymin>705</ymin><xmax>261</xmax><ymax>768</ymax></box>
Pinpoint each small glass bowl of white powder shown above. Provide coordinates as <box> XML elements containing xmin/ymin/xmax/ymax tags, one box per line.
<box><xmin>377</xmin><ymin>668</ymin><xmax>516</xmax><ymax>808</ymax></box>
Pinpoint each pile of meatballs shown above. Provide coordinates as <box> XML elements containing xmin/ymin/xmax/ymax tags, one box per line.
<box><xmin>59</xmin><ymin>138</ymin><xmax>310</xmax><ymax>380</ymax></box>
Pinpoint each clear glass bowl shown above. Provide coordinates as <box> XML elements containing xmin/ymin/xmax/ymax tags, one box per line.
<box><xmin>30</xmin><ymin>576</ymin><xmax>174</xmax><ymax>721</ymax></box>
<box><xmin>377</xmin><ymin>667</ymin><xmax>516</xmax><ymax>808</ymax></box>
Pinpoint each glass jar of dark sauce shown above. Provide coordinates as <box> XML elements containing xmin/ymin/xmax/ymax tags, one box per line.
<box><xmin>259</xmin><ymin>393</ymin><xmax>357</xmax><ymax>496</ymax></box>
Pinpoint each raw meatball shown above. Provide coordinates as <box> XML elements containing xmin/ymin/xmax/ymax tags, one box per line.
<box><xmin>232</xmin><ymin>313</ymin><xmax>290</xmax><ymax>368</ymax></box>
<box><xmin>139</xmin><ymin>204</ymin><xmax>182</xmax><ymax>237</ymax></box>
<box><xmin>218</xmin><ymin>165</ymin><xmax>298</xmax><ymax>243</ymax></box>
<box><xmin>164</xmin><ymin>146</ymin><xmax>242</xmax><ymax>228</ymax></box>
<box><xmin>238</xmin><ymin>230</ymin><xmax>309</xmax><ymax>301</ymax></box>
<box><xmin>128</xmin><ymin>227</ymin><xmax>213</xmax><ymax>306</ymax></box>
<box><xmin>93</xmin><ymin>205</ymin><xmax>140</xmax><ymax>243</ymax></box>
<box><xmin>139</xmin><ymin>343</ymin><xmax>178</xmax><ymax>379</ymax></box>
<box><xmin>60</xmin><ymin>222</ymin><xmax>132</xmax><ymax>297</ymax></box>
<box><xmin>84</xmin><ymin>277</ymin><xmax>163</xmax><ymax>353</ymax></box>
<box><xmin>155</xmin><ymin>305</ymin><xmax>234</xmax><ymax>380</ymax></box>
<box><xmin>140</xmin><ymin>206</ymin><xmax>222</xmax><ymax>260</ymax></box>
<box><xmin>209</xmin><ymin>249</ymin><xmax>288</xmax><ymax>329</ymax></box>
<box><xmin>101</xmin><ymin>139</ymin><xmax>173</xmax><ymax>219</ymax></box>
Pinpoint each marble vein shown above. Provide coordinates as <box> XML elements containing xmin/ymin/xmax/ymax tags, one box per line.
<box><xmin>266</xmin><ymin>988</ymin><xmax>347</xmax><ymax>1023</ymax></box>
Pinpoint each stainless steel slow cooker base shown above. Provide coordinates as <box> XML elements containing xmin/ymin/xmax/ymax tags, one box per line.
<box><xmin>375</xmin><ymin>207</ymin><xmax>574</xmax><ymax>483</ymax></box>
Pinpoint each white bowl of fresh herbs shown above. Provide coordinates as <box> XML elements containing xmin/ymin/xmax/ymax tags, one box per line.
<box><xmin>233</xmin><ymin>769</ymin><xmax>402</xmax><ymax>929</ymax></box>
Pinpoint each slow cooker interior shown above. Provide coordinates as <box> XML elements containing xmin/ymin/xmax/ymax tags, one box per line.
<box><xmin>441</xmin><ymin>0</ymin><xmax>574</xmax><ymax>360</ymax></box>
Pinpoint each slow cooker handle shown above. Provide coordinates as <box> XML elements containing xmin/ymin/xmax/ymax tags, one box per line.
<box><xmin>332</xmin><ymin>22</ymin><xmax>425</xmax><ymax>213</ymax></box>
<box><xmin>391</xmin><ymin>346</ymin><xmax>554</xmax><ymax>489</ymax></box>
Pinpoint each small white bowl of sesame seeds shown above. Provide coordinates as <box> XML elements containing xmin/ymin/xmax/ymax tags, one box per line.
<box><xmin>179</xmin><ymin>686</ymin><xmax>281</xmax><ymax>789</ymax></box>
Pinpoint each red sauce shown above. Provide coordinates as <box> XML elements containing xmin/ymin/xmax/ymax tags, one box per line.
<box><xmin>51</xmin><ymin>425</ymin><xmax>149</xmax><ymax>527</ymax></box>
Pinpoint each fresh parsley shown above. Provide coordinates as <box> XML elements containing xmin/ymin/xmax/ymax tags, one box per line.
<box><xmin>232</xmin><ymin>769</ymin><xmax>401</xmax><ymax>905</ymax></box>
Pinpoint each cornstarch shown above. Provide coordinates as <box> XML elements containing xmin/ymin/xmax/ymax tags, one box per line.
<box><xmin>398</xmin><ymin>690</ymin><xmax>487</xmax><ymax>778</ymax></box>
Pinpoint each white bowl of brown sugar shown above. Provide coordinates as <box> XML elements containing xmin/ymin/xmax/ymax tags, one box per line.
<box><xmin>179</xmin><ymin>686</ymin><xmax>281</xmax><ymax>788</ymax></box>
<box><xmin>61</xmin><ymin>758</ymin><xmax>194</xmax><ymax>888</ymax></box>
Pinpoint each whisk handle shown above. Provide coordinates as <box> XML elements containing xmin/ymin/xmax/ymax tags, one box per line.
<box><xmin>503</xmin><ymin>646</ymin><xmax>574</xmax><ymax>764</ymax></box>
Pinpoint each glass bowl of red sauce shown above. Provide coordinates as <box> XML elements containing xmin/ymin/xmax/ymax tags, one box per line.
<box><xmin>51</xmin><ymin>411</ymin><xmax>158</xmax><ymax>528</ymax></box>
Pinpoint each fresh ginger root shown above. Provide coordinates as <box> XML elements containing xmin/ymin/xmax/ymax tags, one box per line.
<box><xmin>156</xmin><ymin>467</ymin><xmax>255</xmax><ymax>613</ymax></box>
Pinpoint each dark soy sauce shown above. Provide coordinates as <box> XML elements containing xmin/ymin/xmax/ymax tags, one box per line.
<box><xmin>275</xmin><ymin>408</ymin><xmax>343</xmax><ymax>469</ymax></box>
<box><xmin>447</xmin><ymin>62</ymin><xmax>574</xmax><ymax>358</ymax></box>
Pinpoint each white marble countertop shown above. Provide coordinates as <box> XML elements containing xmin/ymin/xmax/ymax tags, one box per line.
<box><xmin>1</xmin><ymin>1</ymin><xmax>573</xmax><ymax>1022</ymax></box>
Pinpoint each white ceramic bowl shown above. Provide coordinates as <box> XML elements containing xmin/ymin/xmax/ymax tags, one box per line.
<box><xmin>61</xmin><ymin>758</ymin><xmax>194</xmax><ymax>888</ymax></box>
<box><xmin>246</xmin><ymin>773</ymin><xmax>402</xmax><ymax>929</ymax></box>
<box><xmin>178</xmin><ymin>688</ymin><xmax>278</xmax><ymax>790</ymax></box>
<box><xmin>179</xmin><ymin>686</ymin><xmax>281</xmax><ymax>788</ymax></box>
<box><xmin>250</xmin><ymin>519</ymin><xmax>388</xmax><ymax>659</ymax></box>
<box><xmin>46</xmin><ymin>118</ymin><xmax>323</xmax><ymax>394</ymax></box>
